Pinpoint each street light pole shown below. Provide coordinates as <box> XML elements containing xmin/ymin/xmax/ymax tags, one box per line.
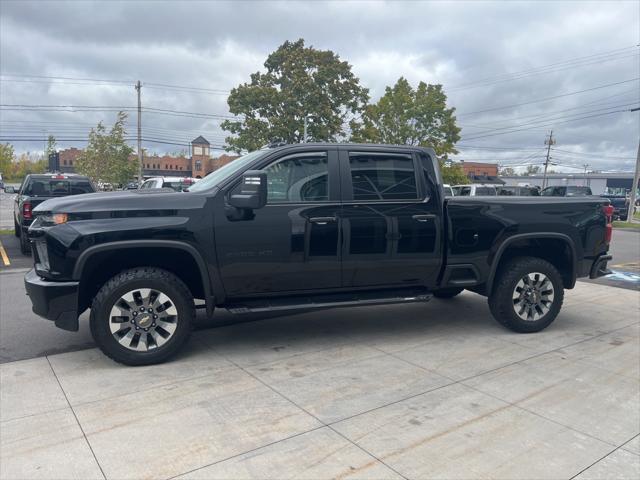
<box><xmin>542</xmin><ymin>130</ymin><xmax>555</xmax><ymax>189</ymax></box>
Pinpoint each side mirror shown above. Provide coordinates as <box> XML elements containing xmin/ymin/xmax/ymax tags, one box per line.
<box><xmin>229</xmin><ymin>170</ymin><xmax>267</xmax><ymax>210</ymax></box>
<box><xmin>4</xmin><ymin>186</ymin><xmax>15</xmax><ymax>194</ymax></box>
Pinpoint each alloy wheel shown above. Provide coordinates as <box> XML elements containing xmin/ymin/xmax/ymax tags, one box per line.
<box><xmin>109</xmin><ymin>288</ymin><xmax>178</xmax><ymax>351</ymax></box>
<box><xmin>512</xmin><ymin>272</ymin><xmax>555</xmax><ymax>321</ymax></box>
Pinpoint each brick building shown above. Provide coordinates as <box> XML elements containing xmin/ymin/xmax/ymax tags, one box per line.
<box><xmin>56</xmin><ymin>136</ymin><xmax>238</xmax><ymax>179</ymax></box>
<box><xmin>459</xmin><ymin>160</ymin><xmax>503</xmax><ymax>184</ymax></box>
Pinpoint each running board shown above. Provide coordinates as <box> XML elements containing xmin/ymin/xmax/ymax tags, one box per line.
<box><xmin>225</xmin><ymin>288</ymin><xmax>432</xmax><ymax>314</ymax></box>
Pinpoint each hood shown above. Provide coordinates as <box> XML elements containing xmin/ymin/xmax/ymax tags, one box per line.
<box><xmin>33</xmin><ymin>188</ymin><xmax>209</xmax><ymax>214</ymax></box>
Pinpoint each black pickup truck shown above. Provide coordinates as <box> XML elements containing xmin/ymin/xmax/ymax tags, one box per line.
<box><xmin>25</xmin><ymin>144</ymin><xmax>614</xmax><ymax>365</ymax></box>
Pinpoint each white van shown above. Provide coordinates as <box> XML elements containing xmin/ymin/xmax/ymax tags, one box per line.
<box><xmin>451</xmin><ymin>184</ymin><xmax>497</xmax><ymax>196</ymax></box>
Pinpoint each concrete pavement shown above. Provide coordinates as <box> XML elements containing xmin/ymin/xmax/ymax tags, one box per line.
<box><xmin>1</xmin><ymin>281</ymin><xmax>638</xmax><ymax>480</ymax></box>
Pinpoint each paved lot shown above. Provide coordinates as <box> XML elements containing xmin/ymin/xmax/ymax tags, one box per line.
<box><xmin>0</xmin><ymin>189</ymin><xmax>17</xmax><ymax>230</ymax></box>
<box><xmin>1</xmin><ymin>281</ymin><xmax>638</xmax><ymax>480</ymax></box>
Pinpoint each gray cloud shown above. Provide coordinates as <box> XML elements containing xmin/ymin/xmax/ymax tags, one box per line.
<box><xmin>1</xmin><ymin>0</ymin><xmax>638</xmax><ymax>171</ymax></box>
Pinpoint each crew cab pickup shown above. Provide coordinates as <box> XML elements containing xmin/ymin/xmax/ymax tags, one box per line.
<box><xmin>24</xmin><ymin>144</ymin><xmax>614</xmax><ymax>365</ymax></box>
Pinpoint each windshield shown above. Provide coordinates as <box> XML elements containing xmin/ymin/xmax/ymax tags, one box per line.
<box><xmin>188</xmin><ymin>150</ymin><xmax>268</xmax><ymax>192</ymax></box>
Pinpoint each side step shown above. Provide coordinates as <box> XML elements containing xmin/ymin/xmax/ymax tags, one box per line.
<box><xmin>225</xmin><ymin>288</ymin><xmax>432</xmax><ymax>314</ymax></box>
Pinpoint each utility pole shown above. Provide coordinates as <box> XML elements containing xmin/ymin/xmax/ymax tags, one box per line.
<box><xmin>627</xmin><ymin>139</ymin><xmax>640</xmax><ymax>223</ymax></box>
<box><xmin>626</xmin><ymin>107</ymin><xmax>640</xmax><ymax>223</ymax></box>
<box><xmin>542</xmin><ymin>130</ymin><xmax>555</xmax><ymax>189</ymax></box>
<box><xmin>135</xmin><ymin>80</ymin><xmax>142</xmax><ymax>181</ymax></box>
<box><xmin>583</xmin><ymin>164</ymin><xmax>590</xmax><ymax>186</ymax></box>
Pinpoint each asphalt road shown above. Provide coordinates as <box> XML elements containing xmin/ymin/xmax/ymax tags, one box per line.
<box><xmin>0</xmin><ymin>229</ymin><xmax>638</xmax><ymax>363</ymax></box>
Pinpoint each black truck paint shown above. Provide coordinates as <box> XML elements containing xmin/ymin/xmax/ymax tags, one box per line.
<box><xmin>24</xmin><ymin>144</ymin><xmax>614</xmax><ymax>365</ymax></box>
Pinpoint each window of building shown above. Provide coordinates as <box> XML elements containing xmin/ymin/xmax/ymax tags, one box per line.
<box><xmin>194</xmin><ymin>146</ymin><xmax>202</xmax><ymax>156</ymax></box>
<box><xmin>348</xmin><ymin>153</ymin><xmax>418</xmax><ymax>201</ymax></box>
<box><xmin>262</xmin><ymin>152</ymin><xmax>329</xmax><ymax>203</ymax></box>
<box><xmin>63</xmin><ymin>160</ymin><xmax>67</xmax><ymax>165</ymax></box>
<box><xmin>195</xmin><ymin>160</ymin><xmax>202</xmax><ymax>171</ymax></box>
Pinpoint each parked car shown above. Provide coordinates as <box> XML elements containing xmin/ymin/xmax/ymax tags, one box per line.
<box><xmin>599</xmin><ymin>190</ymin><xmax>629</xmax><ymax>220</ymax></box>
<box><xmin>25</xmin><ymin>143</ymin><xmax>613</xmax><ymax>365</ymax></box>
<box><xmin>443</xmin><ymin>184</ymin><xmax>454</xmax><ymax>196</ymax></box>
<box><xmin>11</xmin><ymin>173</ymin><xmax>95</xmax><ymax>254</ymax></box>
<box><xmin>140</xmin><ymin>176</ymin><xmax>197</xmax><ymax>192</ymax></box>
<box><xmin>497</xmin><ymin>186</ymin><xmax>540</xmax><ymax>196</ymax></box>
<box><xmin>540</xmin><ymin>185</ymin><xmax>592</xmax><ymax>197</ymax></box>
<box><xmin>451</xmin><ymin>184</ymin><xmax>497</xmax><ymax>196</ymax></box>
<box><xmin>0</xmin><ymin>172</ymin><xmax>4</xmax><ymax>190</ymax></box>
<box><xmin>125</xmin><ymin>181</ymin><xmax>140</xmax><ymax>190</ymax></box>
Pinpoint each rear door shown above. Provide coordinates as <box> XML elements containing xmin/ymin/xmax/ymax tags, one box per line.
<box><xmin>339</xmin><ymin>147</ymin><xmax>443</xmax><ymax>289</ymax></box>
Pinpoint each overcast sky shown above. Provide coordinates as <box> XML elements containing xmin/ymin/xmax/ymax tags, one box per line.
<box><xmin>1</xmin><ymin>0</ymin><xmax>638</xmax><ymax>172</ymax></box>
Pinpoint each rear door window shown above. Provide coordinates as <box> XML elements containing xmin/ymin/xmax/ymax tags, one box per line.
<box><xmin>348</xmin><ymin>152</ymin><xmax>418</xmax><ymax>201</ymax></box>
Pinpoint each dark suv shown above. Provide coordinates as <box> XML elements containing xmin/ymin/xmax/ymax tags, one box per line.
<box><xmin>13</xmin><ymin>173</ymin><xmax>95</xmax><ymax>254</ymax></box>
<box><xmin>540</xmin><ymin>185</ymin><xmax>592</xmax><ymax>197</ymax></box>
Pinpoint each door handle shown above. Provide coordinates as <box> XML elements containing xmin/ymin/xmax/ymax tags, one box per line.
<box><xmin>412</xmin><ymin>214</ymin><xmax>435</xmax><ymax>222</ymax></box>
<box><xmin>309</xmin><ymin>216</ymin><xmax>337</xmax><ymax>225</ymax></box>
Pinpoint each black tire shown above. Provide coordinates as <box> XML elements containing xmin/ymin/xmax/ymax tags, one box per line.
<box><xmin>90</xmin><ymin>267</ymin><xmax>194</xmax><ymax>366</ymax></box>
<box><xmin>19</xmin><ymin>231</ymin><xmax>31</xmax><ymax>255</ymax></box>
<box><xmin>433</xmin><ymin>287</ymin><xmax>464</xmax><ymax>299</ymax></box>
<box><xmin>14</xmin><ymin>220</ymin><xmax>20</xmax><ymax>237</ymax></box>
<box><xmin>488</xmin><ymin>256</ymin><xmax>564</xmax><ymax>333</ymax></box>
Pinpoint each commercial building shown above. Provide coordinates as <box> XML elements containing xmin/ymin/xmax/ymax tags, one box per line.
<box><xmin>55</xmin><ymin>136</ymin><xmax>238</xmax><ymax>179</ymax></box>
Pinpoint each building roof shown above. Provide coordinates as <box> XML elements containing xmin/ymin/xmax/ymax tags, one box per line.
<box><xmin>191</xmin><ymin>135</ymin><xmax>210</xmax><ymax>145</ymax></box>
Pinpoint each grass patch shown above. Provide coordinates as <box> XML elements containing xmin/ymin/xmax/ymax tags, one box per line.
<box><xmin>0</xmin><ymin>229</ymin><xmax>15</xmax><ymax>235</ymax></box>
<box><xmin>613</xmin><ymin>221</ymin><xmax>640</xmax><ymax>230</ymax></box>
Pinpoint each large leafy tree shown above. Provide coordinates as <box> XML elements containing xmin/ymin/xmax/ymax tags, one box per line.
<box><xmin>76</xmin><ymin>112</ymin><xmax>135</xmax><ymax>185</ymax></box>
<box><xmin>222</xmin><ymin>39</ymin><xmax>369</xmax><ymax>152</ymax></box>
<box><xmin>350</xmin><ymin>77</ymin><xmax>464</xmax><ymax>184</ymax></box>
<box><xmin>0</xmin><ymin>143</ymin><xmax>15</xmax><ymax>178</ymax></box>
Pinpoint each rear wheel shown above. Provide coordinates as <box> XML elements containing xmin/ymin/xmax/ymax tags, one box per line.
<box><xmin>90</xmin><ymin>268</ymin><xmax>194</xmax><ymax>366</ymax></box>
<box><xmin>488</xmin><ymin>256</ymin><xmax>564</xmax><ymax>333</ymax></box>
<box><xmin>14</xmin><ymin>220</ymin><xmax>20</xmax><ymax>237</ymax></box>
<box><xmin>433</xmin><ymin>287</ymin><xmax>464</xmax><ymax>299</ymax></box>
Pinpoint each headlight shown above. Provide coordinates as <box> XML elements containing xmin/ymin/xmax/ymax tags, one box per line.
<box><xmin>38</xmin><ymin>213</ymin><xmax>68</xmax><ymax>225</ymax></box>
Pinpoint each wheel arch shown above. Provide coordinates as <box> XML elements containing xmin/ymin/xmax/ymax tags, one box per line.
<box><xmin>487</xmin><ymin>233</ymin><xmax>577</xmax><ymax>296</ymax></box>
<box><xmin>73</xmin><ymin>240</ymin><xmax>213</xmax><ymax>316</ymax></box>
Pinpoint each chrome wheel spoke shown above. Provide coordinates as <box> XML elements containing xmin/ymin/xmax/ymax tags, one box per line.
<box><xmin>511</xmin><ymin>272</ymin><xmax>554</xmax><ymax>322</ymax></box>
<box><xmin>109</xmin><ymin>288</ymin><xmax>178</xmax><ymax>352</ymax></box>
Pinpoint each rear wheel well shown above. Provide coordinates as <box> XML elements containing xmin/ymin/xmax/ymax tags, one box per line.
<box><xmin>77</xmin><ymin>247</ymin><xmax>205</xmax><ymax>312</ymax></box>
<box><xmin>491</xmin><ymin>238</ymin><xmax>574</xmax><ymax>292</ymax></box>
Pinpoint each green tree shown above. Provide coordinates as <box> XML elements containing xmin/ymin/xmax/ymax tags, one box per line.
<box><xmin>442</xmin><ymin>161</ymin><xmax>469</xmax><ymax>185</ymax></box>
<box><xmin>500</xmin><ymin>166</ymin><xmax>516</xmax><ymax>176</ymax></box>
<box><xmin>222</xmin><ymin>39</ymin><xmax>369</xmax><ymax>152</ymax></box>
<box><xmin>0</xmin><ymin>143</ymin><xmax>15</xmax><ymax>177</ymax></box>
<box><xmin>351</xmin><ymin>77</ymin><xmax>463</xmax><ymax>184</ymax></box>
<box><xmin>524</xmin><ymin>165</ymin><xmax>541</xmax><ymax>176</ymax></box>
<box><xmin>76</xmin><ymin>112</ymin><xmax>135</xmax><ymax>184</ymax></box>
<box><xmin>350</xmin><ymin>77</ymin><xmax>461</xmax><ymax>158</ymax></box>
<box><xmin>45</xmin><ymin>135</ymin><xmax>57</xmax><ymax>158</ymax></box>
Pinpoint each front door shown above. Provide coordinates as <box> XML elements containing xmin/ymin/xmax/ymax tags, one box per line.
<box><xmin>214</xmin><ymin>148</ymin><xmax>342</xmax><ymax>296</ymax></box>
<box><xmin>339</xmin><ymin>147</ymin><xmax>442</xmax><ymax>289</ymax></box>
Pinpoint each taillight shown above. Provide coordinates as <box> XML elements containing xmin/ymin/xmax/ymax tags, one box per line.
<box><xmin>602</xmin><ymin>204</ymin><xmax>614</xmax><ymax>244</ymax></box>
<box><xmin>23</xmin><ymin>202</ymin><xmax>32</xmax><ymax>220</ymax></box>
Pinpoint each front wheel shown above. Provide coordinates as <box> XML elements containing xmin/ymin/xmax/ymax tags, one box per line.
<box><xmin>19</xmin><ymin>230</ymin><xmax>31</xmax><ymax>255</ymax></box>
<box><xmin>90</xmin><ymin>268</ymin><xmax>194</xmax><ymax>366</ymax></box>
<box><xmin>488</xmin><ymin>257</ymin><xmax>564</xmax><ymax>333</ymax></box>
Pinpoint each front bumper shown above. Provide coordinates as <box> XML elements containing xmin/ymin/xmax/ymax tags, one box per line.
<box><xmin>24</xmin><ymin>269</ymin><xmax>80</xmax><ymax>331</ymax></box>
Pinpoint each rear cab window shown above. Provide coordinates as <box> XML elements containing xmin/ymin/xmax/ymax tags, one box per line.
<box><xmin>23</xmin><ymin>176</ymin><xmax>95</xmax><ymax>196</ymax></box>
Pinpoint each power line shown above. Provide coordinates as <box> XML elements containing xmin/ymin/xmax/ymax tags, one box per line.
<box><xmin>456</xmin><ymin>78</ymin><xmax>640</xmax><ymax>117</ymax></box>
